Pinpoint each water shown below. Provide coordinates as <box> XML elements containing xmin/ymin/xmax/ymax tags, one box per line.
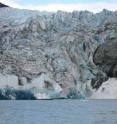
<box><xmin>0</xmin><ymin>100</ymin><xmax>117</xmax><ymax>124</ymax></box>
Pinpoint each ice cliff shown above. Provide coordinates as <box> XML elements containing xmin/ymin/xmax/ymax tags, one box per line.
<box><xmin>0</xmin><ymin>6</ymin><xmax>117</xmax><ymax>99</ymax></box>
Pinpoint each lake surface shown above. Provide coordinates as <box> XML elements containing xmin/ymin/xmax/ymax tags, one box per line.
<box><xmin>0</xmin><ymin>100</ymin><xmax>117</xmax><ymax>124</ymax></box>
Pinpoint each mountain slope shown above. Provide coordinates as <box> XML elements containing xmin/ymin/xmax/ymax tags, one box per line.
<box><xmin>0</xmin><ymin>3</ymin><xmax>9</xmax><ymax>8</ymax></box>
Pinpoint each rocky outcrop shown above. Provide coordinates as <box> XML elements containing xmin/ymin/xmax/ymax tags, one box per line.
<box><xmin>0</xmin><ymin>3</ymin><xmax>9</xmax><ymax>8</ymax></box>
<box><xmin>0</xmin><ymin>8</ymin><xmax>117</xmax><ymax>99</ymax></box>
<box><xmin>93</xmin><ymin>37</ymin><xmax>117</xmax><ymax>77</ymax></box>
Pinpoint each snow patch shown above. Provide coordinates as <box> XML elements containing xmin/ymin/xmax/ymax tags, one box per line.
<box><xmin>91</xmin><ymin>78</ymin><xmax>117</xmax><ymax>99</ymax></box>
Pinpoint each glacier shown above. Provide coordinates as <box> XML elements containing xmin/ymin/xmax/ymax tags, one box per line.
<box><xmin>0</xmin><ymin>6</ymin><xmax>117</xmax><ymax>99</ymax></box>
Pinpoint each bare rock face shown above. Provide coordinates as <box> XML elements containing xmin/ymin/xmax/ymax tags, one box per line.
<box><xmin>92</xmin><ymin>22</ymin><xmax>117</xmax><ymax>91</ymax></box>
<box><xmin>0</xmin><ymin>8</ymin><xmax>117</xmax><ymax>99</ymax></box>
<box><xmin>93</xmin><ymin>38</ymin><xmax>117</xmax><ymax>77</ymax></box>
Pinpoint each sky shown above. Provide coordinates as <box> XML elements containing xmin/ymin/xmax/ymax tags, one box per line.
<box><xmin>0</xmin><ymin>0</ymin><xmax>117</xmax><ymax>13</ymax></box>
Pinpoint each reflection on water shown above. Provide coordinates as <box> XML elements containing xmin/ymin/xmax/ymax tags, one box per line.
<box><xmin>0</xmin><ymin>100</ymin><xmax>117</xmax><ymax>124</ymax></box>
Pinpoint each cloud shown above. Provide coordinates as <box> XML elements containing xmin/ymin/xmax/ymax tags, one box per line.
<box><xmin>0</xmin><ymin>0</ymin><xmax>117</xmax><ymax>13</ymax></box>
<box><xmin>24</xmin><ymin>3</ymin><xmax>117</xmax><ymax>13</ymax></box>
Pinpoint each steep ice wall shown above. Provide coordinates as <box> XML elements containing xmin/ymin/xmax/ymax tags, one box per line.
<box><xmin>0</xmin><ymin>7</ymin><xmax>117</xmax><ymax>99</ymax></box>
